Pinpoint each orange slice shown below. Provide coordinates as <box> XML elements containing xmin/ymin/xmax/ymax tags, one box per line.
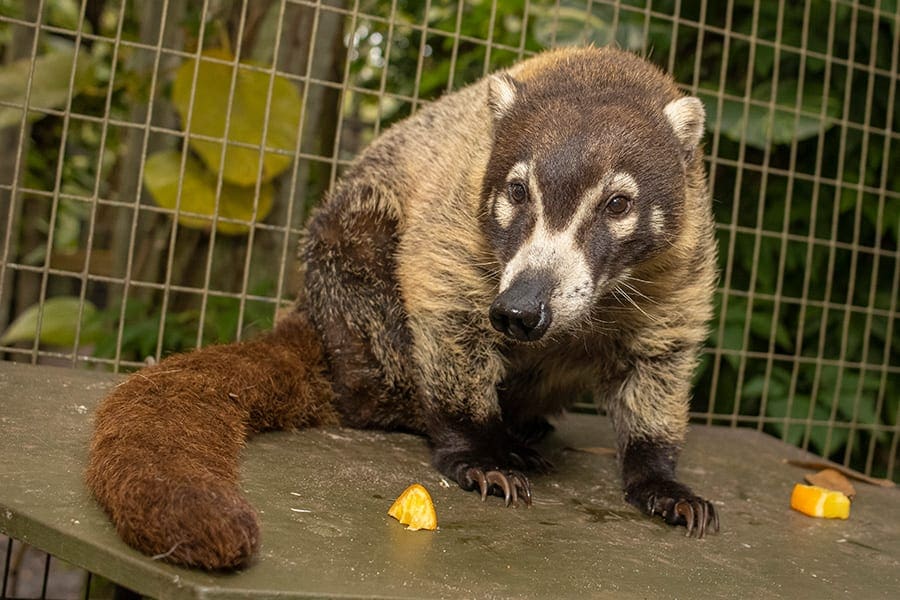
<box><xmin>388</xmin><ymin>483</ymin><xmax>438</xmax><ymax>531</ymax></box>
<box><xmin>790</xmin><ymin>483</ymin><xmax>850</xmax><ymax>519</ymax></box>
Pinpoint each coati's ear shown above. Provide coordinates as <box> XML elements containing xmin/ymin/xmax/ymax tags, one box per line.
<box><xmin>488</xmin><ymin>73</ymin><xmax>522</xmax><ymax>121</ymax></box>
<box><xmin>664</xmin><ymin>96</ymin><xmax>706</xmax><ymax>156</ymax></box>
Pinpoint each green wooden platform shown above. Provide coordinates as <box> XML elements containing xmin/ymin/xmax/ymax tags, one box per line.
<box><xmin>0</xmin><ymin>360</ymin><xmax>897</xmax><ymax>599</ymax></box>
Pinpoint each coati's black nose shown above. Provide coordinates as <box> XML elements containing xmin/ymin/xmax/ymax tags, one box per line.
<box><xmin>489</xmin><ymin>275</ymin><xmax>553</xmax><ymax>342</ymax></box>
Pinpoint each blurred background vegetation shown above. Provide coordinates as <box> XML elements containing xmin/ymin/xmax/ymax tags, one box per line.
<box><xmin>0</xmin><ymin>0</ymin><xmax>897</xmax><ymax>479</ymax></box>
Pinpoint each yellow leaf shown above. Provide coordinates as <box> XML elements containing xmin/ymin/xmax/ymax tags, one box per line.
<box><xmin>171</xmin><ymin>48</ymin><xmax>301</xmax><ymax>185</ymax></box>
<box><xmin>143</xmin><ymin>150</ymin><xmax>273</xmax><ymax>235</ymax></box>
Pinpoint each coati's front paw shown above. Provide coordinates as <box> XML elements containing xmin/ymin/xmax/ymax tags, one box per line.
<box><xmin>626</xmin><ymin>479</ymin><xmax>720</xmax><ymax>538</ymax></box>
<box><xmin>434</xmin><ymin>445</ymin><xmax>551</xmax><ymax>507</ymax></box>
<box><xmin>431</xmin><ymin>431</ymin><xmax>552</xmax><ymax>506</ymax></box>
<box><xmin>455</xmin><ymin>444</ymin><xmax>552</xmax><ymax>506</ymax></box>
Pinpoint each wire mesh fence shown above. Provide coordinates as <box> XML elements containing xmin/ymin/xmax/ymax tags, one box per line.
<box><xmin>0</xmin><ymin>0</ymin><xmax>897</xmax><ymax>509</ymax></box>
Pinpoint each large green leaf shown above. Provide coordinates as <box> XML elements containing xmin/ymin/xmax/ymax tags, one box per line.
<box><xmin>1</xmin><ymin>296</ymin><xmax>99</xmax><ymax>347</ymax></box>
<box><xmin>0</xmin><ymin>44</ymin><xmax>92</xmax><ymax>129</ymax></box>
<box><xmin>171</xmin><ymin>48</ymin><xmax>301</xmax><ymax>185</ymax></box>
<box><xmin>701</xmin><ymin>81</ymin><xmax>840</xmax><ymax>149</ymax></box>
<box><xmin>143</xmin><ymin>149</ymin><xmax>273</xmax><ymax>235</ymax></box>
<box><xmin>766</xmin><ymin>394</ymin><xmax>849</xmax><ymax>455</ymax></box>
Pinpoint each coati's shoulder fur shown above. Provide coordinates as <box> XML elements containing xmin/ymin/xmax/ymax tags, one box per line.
<box><xmin>87</xmin><ymin>46</ymin><xmax>719</xmax><ymax>571</ymax></box>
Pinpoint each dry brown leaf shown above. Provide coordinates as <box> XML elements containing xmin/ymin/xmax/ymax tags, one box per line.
<box><xmin>805</xmin><ymin>468</ymin><xmax>857</xmax><ymax>500</ymax></box>
<box><xmin>783</xmin><ymin>458</ymin><xmax>895</xmax><ymax>488</ymax></box>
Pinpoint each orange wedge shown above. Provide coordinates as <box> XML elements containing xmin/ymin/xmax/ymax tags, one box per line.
<box><xmin>790</xmin><ymin>483</ymin><xmax>850</xmax><ymax>519</ymax></box>
<box><xmin>388</xmin><ymin>484</ymin><xmax>438</xmax><ymax>531</ymax></box>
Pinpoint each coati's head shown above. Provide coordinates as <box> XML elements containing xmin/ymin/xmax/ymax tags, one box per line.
<box><xmin>480</xmin><ymin>50</ymin><xmax>706</xmax><ymax>342</ymax></box>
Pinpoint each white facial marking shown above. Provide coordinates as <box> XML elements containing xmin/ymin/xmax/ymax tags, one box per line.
<box><xmin>507</xmin><ymin>161</ymin><xmax>529</xmax><ymax>183</ymax></box>
<box><xmin>493</xmin><ymin>192</ymin><xmax>515</xmax><ymax>229</ymax></box>
<box><xmin>607</xmin><ymin>211</ymin><xmax>639</xmax><ymax>239</ymax></box>
<box><xmin>493</xmin><ymin>161</ymin><xmax>531</xmax><ymax>229</ymax></box>
<box><xmin>606</xmin><ymin>172</ymin><xmax>639</xmax><ymax>199</ymax></box>
<box><xmin>578</xmin><ymin>171</ymin><xmax>640</xmax><ymax>226</ymax></box>
<box><xmin>649</xmin><ymin>206</ymin><xmax>665</xmax><ymax>235</ymax></box>
<box><xmin>500</xmin><ymin>179</ymin><xmax>593</xmax><ymax>329</ymax></box>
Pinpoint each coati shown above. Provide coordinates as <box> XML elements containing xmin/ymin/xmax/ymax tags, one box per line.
<box><xmin>86</xmin><ymin>46</ymin><xmax>720</xmax><ymax>570</ymax></box>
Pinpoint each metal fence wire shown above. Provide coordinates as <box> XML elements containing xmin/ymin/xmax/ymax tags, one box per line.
<box><xmin>0</xmin><ymin>0</ymin><xmax>897</xmax><ymax>509</ymax></box>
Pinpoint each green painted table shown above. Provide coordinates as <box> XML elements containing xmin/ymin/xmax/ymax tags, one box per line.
<box><xmin>1</xmin><ymin>361</ymin><xmax>898</xmax><ymax>599</ymax></box>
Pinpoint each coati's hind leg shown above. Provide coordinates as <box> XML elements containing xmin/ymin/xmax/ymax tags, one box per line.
<box><xmin>303</xmin><ymin>188</ymin><xmax>423</xmax><ymax>433</ymax></box>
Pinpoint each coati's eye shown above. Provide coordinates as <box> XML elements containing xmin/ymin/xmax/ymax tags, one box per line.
<box><xmin>604</xmin><ymin>194</ymin><xmax>632</xmax><ymax>217</ymax></box>
<box><xmin>508</xmin><ymin>181</ymin><xmax>528</xmax><ymax>204</ymax></box>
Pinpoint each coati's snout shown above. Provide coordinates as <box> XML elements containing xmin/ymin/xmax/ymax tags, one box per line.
<box><xmin>489</xmin><ymin>270</ymin><xmax>554</xmax><ymax>341</ymax></box>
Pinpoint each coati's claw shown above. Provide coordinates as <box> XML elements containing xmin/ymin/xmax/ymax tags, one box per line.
<box><xmin>629</xmin><ymin>481</ymin><xmax>719</xmax><ymax>538</ymax></box>
<box><xmin>463</xmin><ymin>467</ymin><xmax>532</xmax><ymax>507</ymax></box>
<box><xmin>675</xmin><ymin>500</ymin><xmax>697</xmax><ymax>536</ymax></box>
<box><xmin>467</xmin><ymin>467</ymin><xmax>489</xmax><ymax>501</ymax></box>
<box><xmin>660</xmin><ymin>495</ymin><xmax>718</xmax><ymax>538</ymax></box>
<box><xmin>485</xmin><ymin>470</ymin><xmax>513</xmax><ymax>505</ymax></box>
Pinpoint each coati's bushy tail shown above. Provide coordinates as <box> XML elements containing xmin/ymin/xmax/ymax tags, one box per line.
<box><xmin>85</xmin><ymin>311</ymin><xmax>338</xmax><ymax>570</ymax></box>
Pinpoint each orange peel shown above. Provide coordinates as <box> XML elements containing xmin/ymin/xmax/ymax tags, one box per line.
<box><xmin>790</xmin><ymin>483</ymin><xmax>850</xmax><ymax>519</ymax></box>
<box><xmin>388</xmin><ymin>483</ymin><xmax>438</xmax><ymax>531</ymax></box>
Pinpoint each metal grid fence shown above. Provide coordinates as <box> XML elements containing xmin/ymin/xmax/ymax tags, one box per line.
<box><xmin>0</xmin><ymin>0</ymin><xmax>897</xmax><ymax>502</ymax></box>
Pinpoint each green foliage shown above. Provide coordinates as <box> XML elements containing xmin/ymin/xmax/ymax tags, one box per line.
<box><xmin>0</xmin><ymin>42</ymin><xmax>93</xmax><ymax>129</ymax></box>
<box><xmin>90</xmin><ymin>291</ymin><xmax>277</xmax><ymax>365</ymax></box>
<box><xmin>700</xmin><ymin>81</ymin><xmax>841</xmax><ymax>149</ymax></box>
<box><xmin>0</xmin><ymin>296</ymin><xmax>100</xmax><ymax>347</ymax></box>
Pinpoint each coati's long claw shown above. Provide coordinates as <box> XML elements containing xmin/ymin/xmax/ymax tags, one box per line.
<box><xmin>462</xmin><ymin>467</ymin><xmax>532</xmax><ymax>507</ymax></box>
<box><xmin>465</xmin><ymin>467</ymin><xmax>489</xmax><ymax>501</ymax></box>
<box><xmin>627</xmin><ymin>480</ymin><xmax>719</xmax><ymax>538</ymax></box>
<box><xmin>509</xmin><ymin>472</ymin><xmax>531</xmax><ymax>506</ymax></box>
<box><xmin>671</xmin><ymin>497</ymin><xmax>718</xmax><ymax>538</ymax></box>
<box><xmin>486</xmin><ymin>471</ymin><xmax>512</xmax><ymax>505</ymax></box>
<box><xmin>676</xmin><ymin>500</ymin><xmax>695</xmax><ymax>536</ymax></box>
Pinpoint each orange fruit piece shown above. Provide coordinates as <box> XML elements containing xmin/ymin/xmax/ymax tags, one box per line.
<box><xmin>790</xmin><ymin>483</ymin><xmax>850</xmax><ymax>519</ymax></box>
<box><xmin>388</xmin><ymin>484</ymin><xmax>438</xmax><ymax>531</ymax></box>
